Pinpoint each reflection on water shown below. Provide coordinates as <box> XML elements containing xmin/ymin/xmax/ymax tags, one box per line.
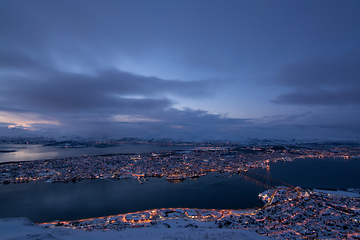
<box><xmin>239</xmin><ymin>173</ymin><xmax>274</xmax><ymax>189</ymax></box>
<box><xmin>266</xmin><ymin>167</ymin><xmax>271</xmax><ymax>176</ymax></box>
<box><xmin>0</xmin><ymin>144</ymin><xmax>194</xmax><ymax>163</ymax></box>
<box><xmin>0</xmin><ymin>173</ymin><xmax>267</xmax><ymax>222</ymax></box>
<box><xmin>1</xmin><ymin>148</ymin><xmax>359</xmax><ymax>223</ymax></box>
<box><xmin>250</xmin><ymin>157</ymin><xmax>360</xmax><ymax>189</ymax></box>
<box><xmin>0</xmin><ymin>144</ymin><xmax>59</xmax><ymax>163</ymax></box>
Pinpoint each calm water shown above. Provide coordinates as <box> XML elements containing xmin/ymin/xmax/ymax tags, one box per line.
<box><xmin>0</xmin><ymin>144</ymin><xmax>193</xmax><ymax>163</ymax></box>
<box><xmin>0</xmin><ymin>173</ymin><xmax>266</xmax><ymax>222</ymax></box>
<box><xmin>250</xmin><ymin>157</ymin><xmax>360</xmax><ymax>189</ymax></box>
<box><xmin>1</xmin><ymin>157</ymin><xmax>359</xmax><ymax>223</ymax></box>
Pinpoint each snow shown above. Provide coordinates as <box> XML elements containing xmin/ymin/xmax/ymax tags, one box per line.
<box><xmin>231</xmin><ymin>209</ymin><xmax>257</xmax><ymax>215</ymax></box>
<box><xmin>313</xmin><ymin>189</ymin><xmax>360</xmax><ymax>198</ymax></box>
<box><xmin>0</xmin><ymin>217</ymin><xmax>271</xmax><ymax>240</ymax></box>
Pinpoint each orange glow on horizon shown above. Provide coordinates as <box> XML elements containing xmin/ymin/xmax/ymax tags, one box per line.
<box><xmin>1</xmin><ymin>111</ymin><xmax>61</xmax><ymax>129</ymax></box>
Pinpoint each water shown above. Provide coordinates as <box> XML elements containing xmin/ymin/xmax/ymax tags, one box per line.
<box><xmin>0</xmin><ymin>173</ymin><xmax>266</xmax><ymax>222</ymax></box>
<box><xmin>0</xmin><ymin>144</ymin><xmax>193</xmax><ymax>163</ymax></box>
<box><xmin>1</xmin><ymin>157</ymin><xmax>359</xmax><ymax>223</ymax></box>
<box><xmin>250</xmin><ymin>157</ymin><xmax>360</xmax><ymax>189</ymax></box>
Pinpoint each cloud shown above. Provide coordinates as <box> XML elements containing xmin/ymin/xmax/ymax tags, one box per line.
<box><xmin>0</xmin><ymin>48</ymin><xmax>237</xmax><ymax>141</ymax></box>
<box><xmin>20</xmin><ymin>108</ymin><xmax>360</xmax><ymax>141</ymax></box>
<box><xmin>272</xmin><ymin>53</ymin><xmax>360</xmax><ymax>106</ymax></box>
<box><xmin>257</xmin><ymin>109</ymin><xmax>360</xmax><ymax>134</ymax></box>
<box><xmin>2</xmin><ymin>106</ymin><xmax>360</xmax><ymax>141</ymax></box>
<box><xmin>1</xmin><ymin>1</ymin><xmax>360</xmax><ymax>141</ymax></box>
<box><xmin>6</xmin><ymin>109</ymin><xmax>251</xmax><ymax>141</ymax></box>
<box><xmin>0</xmin><ymin>50</ymin><xmax>219</xmax><ymax>116</ymax></box>
<box><xmin>145</xmin><ymin>108</ymin><xmax>250</xmax><ymax>125</ymax></box>
<box><xmin>273</xmin><ymin>89</ymin><xmax>360</xmax><ymax>106</ymax></box>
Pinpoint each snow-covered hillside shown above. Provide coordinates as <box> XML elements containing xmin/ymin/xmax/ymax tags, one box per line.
<box><xmin>0</xmin><ymin>217</ymin><xmax>270</xmax><ymax>240</ymax></box>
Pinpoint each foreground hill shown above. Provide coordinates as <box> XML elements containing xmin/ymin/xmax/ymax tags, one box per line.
<box><xmin>0</xmin><ymin>217</ymin><xmax>270</xmax><ymax>240</ymax></box>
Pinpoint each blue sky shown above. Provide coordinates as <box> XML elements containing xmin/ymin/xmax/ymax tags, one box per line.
<box><xmin>1</xmin><ymin>0</ymin><xmax>360</xmax><ymax>141</ymax></box>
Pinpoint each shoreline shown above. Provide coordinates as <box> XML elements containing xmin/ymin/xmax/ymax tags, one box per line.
<box><xmin>0</xmin><ymin>217</ymin><xmax>272</xmax><ymax>240</ymax></box>
<box><xmin>37</xmin><ymin>207</ymin><xmax>260</xmax><ymax>225</ymax></box>
<box><xmin>2</xmin><ymin>187</ymin><xmax>359</xmax><ymax>239</ymax></box>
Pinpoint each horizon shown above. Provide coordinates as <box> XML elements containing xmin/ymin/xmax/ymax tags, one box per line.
<box><xmin>1</xmin><ymin>1</ymin><xmax>360</xmax><ymax>141</ymax></box>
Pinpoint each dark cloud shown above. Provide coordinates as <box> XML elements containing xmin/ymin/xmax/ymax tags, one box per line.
<box><xmin>3</xmin><ymin>1</ymin><xmax>359</xmax><ymax>80</ymax></box>
<box><xmin>0</xmin><ymin>124</ymin><xmax>42</xmax><ymax>138</ymax></box>
<box><xmin>273</xmin><ymin>89</ymin><xmax>360</xmax><ymax>106</ymax></box>
<box><xmin>1</xmin><ymin>1</ymin><xmax>360</xmax><ymax>140</ymax></box>
<box><xmin>0</xmin><ymin>50</ymin><xmax>49</xmax><ymax>72</ymax></box>
<box><xmin>276</xmin><ymin>53</ymin><xmax>360</xmax><ymax>88</ymax></box>
<box><xmin>272</xmin><ymin>53</ymin><xmax>360</xmax><ymax>106</ymax></box>
<box><xmin>0</xmin><ymin>50</ymin><xmax>218</xmax><ymax>116</ymax></box>
<box><xmin>11</xmin><ymin>109</ymin><xmax>252</xmax><ymax>142</ymax></box>
<box><xmin>24</xmin><ymin>108</ymin><xmax>250</xmax><ymax>141</ymax></box>
<box><xmin>145</xmin><ymin>108</ymin><xmax>250</xmax><ymax>126</ymax></box>
<box><xmin>257</xmin><ymin>109</ymin><xmax>360</xmax><ymax>135</ymax></box>
<box><xmin>25</xmin><ymin>108</ymin><xmax>360</xmax><ymax>141</ymax></box>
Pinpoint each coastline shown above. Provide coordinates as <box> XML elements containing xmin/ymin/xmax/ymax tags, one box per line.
<box><xmin>1</xmin><ymin>146</ymin><xmax>360</xmax><ymax>239</ymax></box>
<box><xmin>0</xmin><ymin>217</ymin><xmax>271</xmax><ymax>240</ymax></box>
<box><xmin>2</xmin><ymin>187</ymin><xmax>359</xmax><ymax>239</ymax></box>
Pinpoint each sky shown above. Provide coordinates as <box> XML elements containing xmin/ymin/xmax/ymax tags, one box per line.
<box><xmin>1</xmin><ymin>0</ymin><xmax>360</xmax><ymax>141</ymax></box>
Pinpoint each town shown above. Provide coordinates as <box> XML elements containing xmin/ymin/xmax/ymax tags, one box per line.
<box><xmin>39</xmin><ymin>186</ymin><xmax>360</xmax><ymax>239</ymax></box>
<box><xmin>1</xmin><ymin>145</ymin><xmax>360</xmax><ymax>239</ymax></box>
<box><xmin>0</xmin><ymin>145</ymin><xmax>359</xmax><ymax>184</ymax></box>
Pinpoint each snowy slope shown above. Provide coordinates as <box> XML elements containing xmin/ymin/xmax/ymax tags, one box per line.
<box><xmin>0</xmin><ymin>217</ymin><xmax>271</xmax><ymax>240</ymax></box>
<box><xmin>313</xmin><ymin>189</ymin><xmax>360</xmax><ymax>198</ymax></box>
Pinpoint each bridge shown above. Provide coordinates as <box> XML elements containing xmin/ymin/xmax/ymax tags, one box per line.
<box><xmin>239</xmin><ymin>170</ymin><xmax>295</xmax><ymax>188</ymax></box>
<box><xmin>239</xmin><ymin>171</ymin><xmax>302</xmax><ymax>211</ymax></box>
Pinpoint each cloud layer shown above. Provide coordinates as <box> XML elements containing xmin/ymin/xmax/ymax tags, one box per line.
<box><xmin>0</xmin><ymin>49</ymin><xmax>220</xmax><ymax>115</ymax></box>
<box><xmin>273</xmin><ymin>53</ymin><xmax>360</xmax><ymax>106</ymax></box>
<box><xmin>1</xmin><ymin>1</ymin><xmax>360</xmax><ymax>141</ymax></box>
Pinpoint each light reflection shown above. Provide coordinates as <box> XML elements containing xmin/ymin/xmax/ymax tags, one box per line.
<box><xmin>239</xmin><ymin>173</ymin><xmax>273</xmax><ymax>189</ymax></box>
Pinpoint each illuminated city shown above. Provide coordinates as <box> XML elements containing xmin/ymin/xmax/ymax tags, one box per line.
<box><xmin>1</xmin><ymin>144</ymin><xmax>360</xmax><ymax>239</ymax></box>
<box><xmin>1</xmin><ymin>145</ymin><xmax>359</xmax><ymax>185</ymax></box>
<box><xmin>1</xmin><ymin>0</ymin><xmax>360</xmax><ymax>239</ymax></box>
